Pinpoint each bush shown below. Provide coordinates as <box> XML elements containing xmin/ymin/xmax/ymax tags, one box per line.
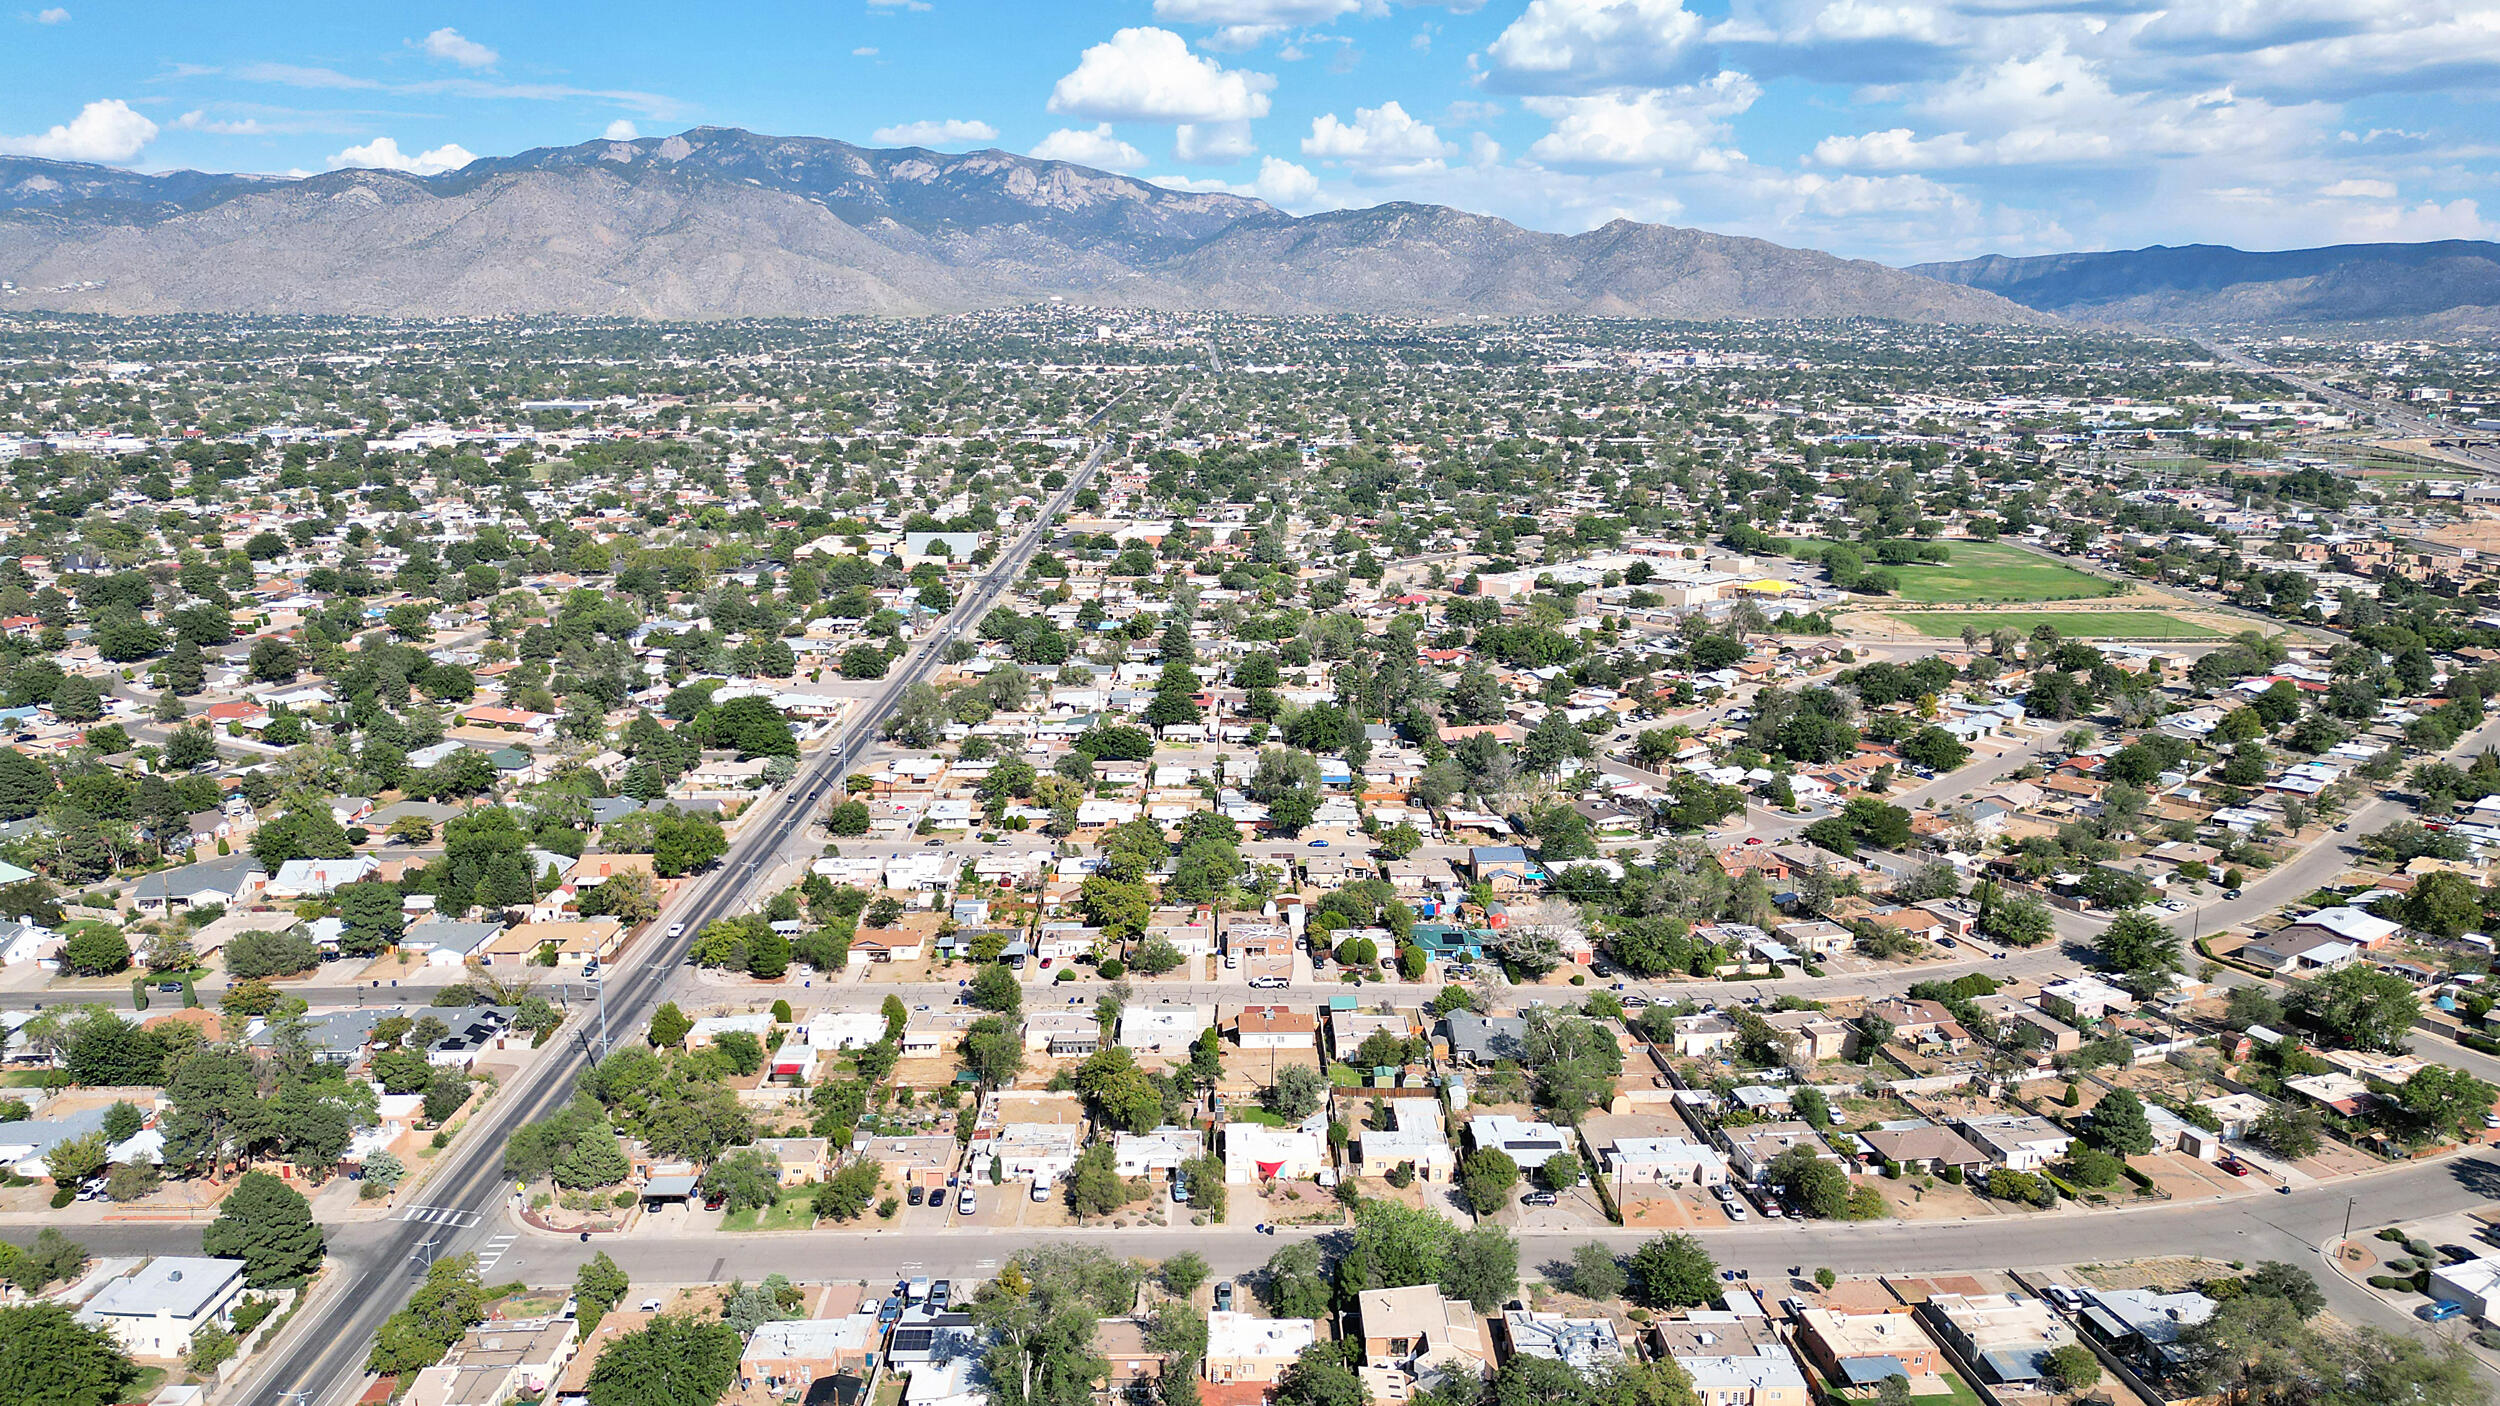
<box><xmin>1099</xmin><ymin>959</ymin><xmax>1126</xmax><ymax>979</ymax></box>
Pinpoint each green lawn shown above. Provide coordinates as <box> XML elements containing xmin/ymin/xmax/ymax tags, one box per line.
<box><xmin>1879</xmin><ymin>541</ymin><xmax>2122</xmax><ymax>605</ymax></box>
<box><xmin>721</xmin><ymin>1191</ymin><xmax>817</xmax><ymax>1232</ymax></box>
<box><xmin>1889</xmin><ymin>611</ymin><xmax>2222</xmax><ymax>639</ymax></box>
<box><xmin>1915</xmin><ymin>1370</ymin><xmax>1985</xmax><ymax>1406</ymax></box>
<box><xmin>1227</xmin><ymin>1106</ymin><xmax>1289</xmax><ymax>1127</ymax></box>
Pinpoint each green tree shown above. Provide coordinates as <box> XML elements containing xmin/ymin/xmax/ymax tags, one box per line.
<box><xmin>60</xmin><ymin>928</ymin><xmax>130</xmax><ymax>977</ymax></box>
<box><xmin>1441</xmin><ymin>1222</ymin><xmax>1519</xmax><ymax>1312</ymax></box>
<box><xmin>1571</xmin><ymin>1241</ymin><xmax>1627</xmax><ymax>1300</ymax></box>
<box><xmin>1274</xmin><ymin>1345</ymin><xmax>1367</xmax><ymax>1406</ymax></box>
<box><xmin>2089</xmin><ymin>1088</ymin><xmax>2157</xmax><ymax>1156</ymax></box>
<box><xmin>647</xmin><ymin>1001</ymin><xmax>692</xmax><ymax>1048</ymax></box>
<box><xmin>1262</xmin><ymin>1064</ymin><xmax>1326</xmax><ymax>1122</ymax></box>
<box><xmin>1460</xmin><ymin>1145</ymin><xmax>1521</xmax><ymax>1215</ymax></box>
<box><xmin>335</xmin><ymin>879</ymin><xmax>405</xmax><ymax>957</ymax></box>
<box><xmin>201</xmin><ymin>1170</ymin><xmax>325</xmax><ymax>1286</ymax></box>
<box><xmin>1628</xmin><ymin>1232</ymin><xmax>1718</xmax><ymax>1308</ymax></box>
<box><xmin>584</xmin><ymin>1314</ymin><xmax>743</xmax><ymax>1406</ymax></box>
<box><xmin>0</xmin><ymin>1302</ymin><xmax>139</xmax><ymax>1406</ymax></box>
<box><xmin>368</xmin><ymin>1255</ymin><xmax>490</xmax><ymax>1375</ymax></box>
<box><xmin>1260</xmin><ymin>1241</ymin><xmax>1333</xmax><ymax>1318</ymax></box>
<box><xmin>1068</xmin><ymin>1141</ymin><xmax>1129</xmax><ymax>1219</ymax></box>
<box><xmin>2291</xmin><ymin>965</ymin><xmax>2419</xmax><ymax>1051</ymax></box>
<box><xmin>2042</xmin><ymin>1344</ymin><xmax>2101</xmax><ymax>1393</ymax></box>
<box><xmin>576</xmin><ymin>1251</ymin><xmax>631</xmax><ymax>1334</ymax></box>
<box><xmin>2096</xmin><ymin>910</ymin><xmax>2181</xmax><ymax>989</ymax></box>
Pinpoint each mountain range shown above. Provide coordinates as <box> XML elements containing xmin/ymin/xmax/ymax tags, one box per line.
<box><xmin>1913</xmin><ymin>240</ymin><xmax>2500</xmax><ymax>332</ymax></box>
<box><xmin>0</xmin><ymin>126</ymin><xmax>2032</xmax><ymax>323</ymax></box>
<box><xmin>0</xmin><ymin>126</ymin><xmax>2489</xmax><ymax>331</ymax></box>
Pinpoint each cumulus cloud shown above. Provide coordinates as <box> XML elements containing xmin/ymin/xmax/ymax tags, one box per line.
<box><xmin>418</xmin><ymin>26</ymin><xmax>498</xmax><ymax>69</ymax></box>
<box><xmin>0</xmin><ymin>98</ymin><xmax>157</xmax><ymax>163</ymax></box>
<box><xmin>1175</xmin><ymin>120</ymin><xmax>1258</xmax><ymax>162</ymax></box>
<box><xmin>1150</xmin><ymin>154</ymin><xmax>1324</xmax><ymax>208</ymax></box>
<box><xmin>32</xmin><ymin>6</ymin><xmax>69</xmax><ymax>21</ymax></box>
<box><xmin>2317</xmin><ymin>177</ymin><xmax>2395</xmax><ymax>199</ymax></box>
<box><xmin>1048</xmin><ymin>27</ymin><xmax>1275</xmax><ymax>123</ymax></box>
<box><xmin>1524</xmin><ymin>73</ymin><xmax>1757</xmax><ymax>171</ymax></box>
<box><xmin>1483</xmin><ymin>0</ymin><xmax>1708</xmax><ymax>93</ymax></box>
<box><xmin>870</xmin><ymin>118</ymin><xmax>1000</xmax><ymax>146</ymax></box>
<box><xmin>1303</xmin><ymin>101</ymin><xmax>1452</xmax><ymax>175</ymax></box>
<box><xmin>1032</xmin><ymin>124</ymin><xmax>1151</xmax><ymax>170</ymax></box>
<box><xmin>327</xmin><ymin>136</ymin><xmax>477</xmax><ymax>175</ymax></box>
<box><xmin>604</xmin><ymin>119</ymin><xmax>640</xmax><ymax>141</ymax></box>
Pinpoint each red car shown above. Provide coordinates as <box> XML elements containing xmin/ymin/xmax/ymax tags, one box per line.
<box><xmin>2219</xmin><ymin>1158</ymin><xmax>2249</xmax><ymax>1177</ymax></box>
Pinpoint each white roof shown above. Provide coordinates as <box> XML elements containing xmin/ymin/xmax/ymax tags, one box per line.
<box><xmin>2292</xmin><ymin>906</ymin><xmax>2401</xmax><ymax>944</ymax></box>
<box><xmin>1207</xmin><ymin>1311</ymin><xmax>1318</xmax><ymax>1362</ymax></box>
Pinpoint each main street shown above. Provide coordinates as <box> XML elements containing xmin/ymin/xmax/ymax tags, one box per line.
<box><xmin>152</xmin><ymin>398</ymin><xmax>1127</xmax><ymax>1406</ymax></box>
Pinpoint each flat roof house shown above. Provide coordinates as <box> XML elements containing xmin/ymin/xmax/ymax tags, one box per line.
<box><xmin>1205</xmin><ymin>1311</ymin><xmax>1319</xmax><ymax>1385</ymax></box>
<box><xmin>80</xmin><ymin>1256</ymin><xmax>248</xmax><ymax>1358</ymax></box>
<box><xmin>1921</xmin><ymin>1293</ymin><xmax>2075</xmax><ymax>1386</ymax></box>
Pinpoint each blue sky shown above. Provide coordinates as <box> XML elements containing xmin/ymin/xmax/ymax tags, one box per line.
<box><xmin>6</xmin><ymin>0</ymin><xmax>2498</xmax><ymax>263</ymax></box>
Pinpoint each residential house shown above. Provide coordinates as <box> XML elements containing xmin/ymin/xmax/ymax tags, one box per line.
<box><xmin>1354</xmin><ymin>1097</ymin><xmax>1456</xmax><ymax>1184</ymax></box>
<box><xmin>1856</xmin><ymin>1124</ymin><xmax>1990</xmax><ymax>1176</ymax></box>
<box><xmin>741</xmin><ymin>1313</ymin><xmax>885</xmax><ymax>1396</ymax></box>
<box><xmin>78</xmin><ymin>1257</ymin><xmax>248</xmax><ymax>1358</ymax></box>
<box><xmin>1649</xmin><ymin>1311</ymin><xmax>1809</xmax><ymax>1406</ymax></box>
<box><xmin>1223</xmin><ymin>1121</ymin><xmax>1329</xmax><ymax>1184</ymax></box>
<box><xmin>1501</xmin><ymin>1311</ymin><xmax>1628</xmax><ymax>1376</ymax></box>
<box><xmin>1234</xmin><ymin>1005</ymin><xmax>1318</xmax><ymax>1050</ymax></box>
<box><xmin>1791</xmin><ymin>1307</ymin><xmax>1947</xmax><ymax>1395</ymax></box>
<box><xmin>1467</xmin><ymin>1114</ymin><xmax>1573</xmax><ymax>1172</ymax></box>
<box><xmin>1920</xmin><ymin>1293</ymin><xmax>2075</xmax><ymax>1387</ymax></box>
<box><xmin>1205</xmin><ymin>1312</ymin><xmax>1320</xmax><ymax>1385</ymax></box>
<box><xmin>1954</xmin><ymin>1114</ymin><xmax>2073</xmax><ymax>1171</ymax></box>
<box><xmin>1359</xmin><ymin>1285</ymin><xmax>1490</xmax><ymax>1386</ymax></box>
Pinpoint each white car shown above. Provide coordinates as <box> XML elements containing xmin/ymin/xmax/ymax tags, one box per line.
<box><xmin>958</xmin><ymin>1191</ymin><xmax>978</xmax><ymax>1216</ymax></box>
<box><xmin>666</xmin><ymin>922</ymin><xmax>686</xmax><ymax>938</ymax></box>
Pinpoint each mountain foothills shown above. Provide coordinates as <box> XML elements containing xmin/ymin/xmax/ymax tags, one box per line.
<box><xmin>0</xmin><ymin>126</ymin><xmax>2036</xmax><ymax>322</ymax></box>
<box><xmin>1913</xmin><ymin>240</ymin><xmax>2500</xmax><ymax>333</ymax></box>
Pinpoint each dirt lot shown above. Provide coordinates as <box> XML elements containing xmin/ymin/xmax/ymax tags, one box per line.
<box><xmin>2131</xmin><ymin>1151</ymin><xmax>2245</xmax><ymax>1200</ymax></box>
<box><xmin>2070</xmin><ymin>1256</ymin><xmax>2235</xmax><ymax>1292</ymax></box>
<box><xmin>1864</xmin><ymin>1177</ymin><xmax>2011</xmax><ymax>1221</ymax></box>
<box><xmin>1620</xmin><ymin>1188</ymin><xmax>1744</xmax><ymax>1229</ymax></box>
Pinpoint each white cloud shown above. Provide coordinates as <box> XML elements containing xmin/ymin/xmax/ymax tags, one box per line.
<box><xmin>1203</xmin><ymin>24</ymin><xmax>1285</xmax><ymax>51</ymax></box>
<box><xmin>418</xmin><ymin>27</ymin><xmax>498</xmax><ymax>69</ymax></box>
<box><xmin>1152</xmin><ymin>0</ymin><xmax>1361</xmax><ymax>21</ymax></box>
<box><xmin>208</xmin><ymin>59</ymin><xmax>685</xmax><ymax>120</ymax></box>
<box><xmin>173</xmin><ymin>110</ymin><xmax>266</xmax><ymax>136</ymax></box>
<box><xmin>1303</xmin><ymin>101</ymin><xmax>1452</xmax><ymax>175</ymax></box>
<box><xmin>1148</xmin><ymin>153</ymin><xmax>1324</xmax><ymax>208</ymax></box>
<box><xmin>1048</xmin><ymin>27</ymin><xmax>1276</xmax><ymax>123</ymax></box>
<box><xmin>0</xmin><ymin>98</ymin><xmax>157</xmax><ymax>163</ymax></box>
<box><xmin>1779</xmin><ymin>169</ymin><xmax>1969</xmax><ymax>218</ymax></box>
<box><xmin>1032</xmin><ymin>123</ymin><xmax>1151</xmax><ymax>170</ymax></box>
<box><xmin>604</xmin><ymin>119</ymin><xmax>640</xmax><ymax>141</ymax></box>
<box><xmin>853</xmin><ymin>46</ymin><xmax>880</xmax><ymax>56</ymax></box>
<box><xmin>1252</xmin><ymin>154</ymin><xmax>1322</xmax><ymax>205</ymax></box>
<box><xmin>1483</xmin><ymin>0</ymin><xmax>1708</xmax><ymax>93</ymax></box>
<box><xmin>1175</xmin><ymin>120</ymin><xmax>1258</xmax><ymax>161</ymax></box>
<box><xmin>2317</xmin><ymin>177</ymin><xmax>2395</xmax><ymax>199</ymax></box>
<box><xmin>1807</xmin><ymin>44</ymin><xmax>2321</xmax><ymax>172</ymax></box>
<box><xmin>32</xmin><ymin>6</ymin><xmax>69</xmax><ymax>22</ymax></box>
<box><xmin>867</xmin><ymin>0</ymin><xmax>933</xmax><ymax>10</ymax></box>
<box><xmin>1524</xmin><ymin>72</ymin><xmax>1757</xmax><ymax>171</ymax></box>
<box><xmin>327</xmin><ymin>136</ymin><xmax>477</xmax><ymax>176</ymax></box>
<box><xmin>870</xmin><ymin>118</ymin><xmax>1000</xmax><ymax>147</ymax></box>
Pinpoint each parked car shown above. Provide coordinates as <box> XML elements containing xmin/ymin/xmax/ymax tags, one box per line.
<box><xmin>2422</xmin><ymin>1301</ymin><xmax>2470</xmax><ymax>1322</ymax></box>
<box><xmin>1521</xmin><ymin>1191</ymin><xmax>1558</xmax><ymax>1207</ymax></box>
<box><xmin>931</xmin><ymin>1280</ymin><xmax>952</xmax><ymax>1309</ymax></box>
<box><xmin>908</xmin><ymin>1184</ymin><xmax>925</xmax><ymax>1206</ymax></box>
<box><xmin>958</xmin><ymin>1190</ymin><xmax>978</xmax><ymax>1215</ymax></box>
<box><xmin>1214</xmin><ymin>1282</ymin><xmax>1235</xmax><ymax>1312</ymax></box>
<box><xmin>2219</xmin><ymin>1157</ymin><xmax>2249</xmax><ymax>1177</ymax></box>
<box><xmin>879</xmin><ymin>1296</ymin><xmax>904</xmax><ymax>1326</ymax></box>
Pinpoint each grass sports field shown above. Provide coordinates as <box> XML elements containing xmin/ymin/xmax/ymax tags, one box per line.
<box><xmin>1889</xmin><ymin>611</ymin><xmax>2222</xmax><ymax>639</ymax></box>
<box><xmin>1882</xmin><ymin>541</ymin><xmax>2121</xmax><ymax>605</ymax></box>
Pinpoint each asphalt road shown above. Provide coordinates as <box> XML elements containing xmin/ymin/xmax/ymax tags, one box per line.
<box><xmin>156</xmin><ymin>401</ymin><xmax>1125</xmax><ymax>1406</ymax></box>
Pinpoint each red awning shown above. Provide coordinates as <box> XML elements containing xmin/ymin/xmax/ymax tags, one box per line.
<box><xmin>1257</xmin><ymin>1160</ymin><xmax>1286</xmax><ymax>1179</ymax></box>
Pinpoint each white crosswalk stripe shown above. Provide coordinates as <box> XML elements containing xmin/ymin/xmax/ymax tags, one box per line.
<box><xmin>398</xmin><ymin>1205</ymin><xmax>481</xmax><ymax>1228</ymax></box>
<box><xmin>472</xmin><ymin>1236</ymin><xmax>517</xmax><ymax>1273</ymax></box>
